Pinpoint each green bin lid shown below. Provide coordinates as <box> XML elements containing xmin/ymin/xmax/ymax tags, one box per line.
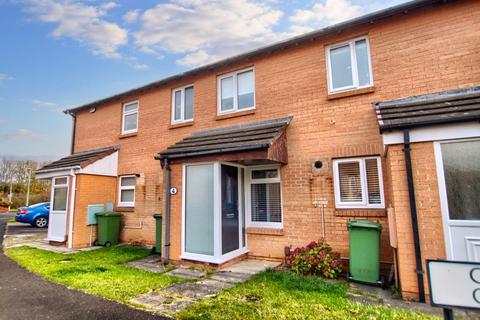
<box><xmin>347</xmin><ymin>220</ymin><xmax>382</xmax><ymax>230</ymax></box>
<box><xmin>153</xmin><ymin>213</ymin><xmax>162</xmax><ymax>218</ymax></box>
<box><xmin>95</xmin><ymin>211</ymin><xmax>122</xmax><ymax>217</ymax></box>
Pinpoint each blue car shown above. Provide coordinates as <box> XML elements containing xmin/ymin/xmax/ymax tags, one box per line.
<box><xmin>15</xmin><ymin>202</ymin><xmax>50</xmax><ymax>228</ymax></box>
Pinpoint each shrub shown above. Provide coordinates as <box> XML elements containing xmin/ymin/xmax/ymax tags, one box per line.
<box><xmin>286</xmin><ymin>240</ymin><xmax>343</xmax><ymax>278</ymax></box>
<box><xmin>0</xmin><ymin>198</ymin><xmax>12</xmax><ymax>208</ymax></box>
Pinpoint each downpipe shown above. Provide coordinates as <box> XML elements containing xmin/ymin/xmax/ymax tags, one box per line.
<box><xmin>403</xmin><ymin>129</ymin><xmax>426</xmax><ymax>303</ymax></box>
<box><xmin>162</xmin><ymin>158</ymin><xmax>171</xmax><ymax>265</ymax></box>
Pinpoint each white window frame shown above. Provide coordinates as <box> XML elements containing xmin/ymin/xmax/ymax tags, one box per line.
<box><xmin>171</xmin><ymin>84</ymin><xmax>194</xmax><ymax>124</ymax></box>
<box><xmin>333</xmin><ymin>156</ymin><xmax>384</xmax><ymax>209</ymax></box>
<box><xmin>325</xmin><ymin>36</ymin><xmax>373</xmax><ymax>94</ymax></box>
<box><xmin>121</xmin><ymin>100</ymin><xmax>139</xmax><ymax>135</ymax></box>
<box><xmin>217</xmin><ymin>67</ymin><xmax>256</xmax><ymax>115</ymax></box>
<box><xmin>118</xmin><ymin>175</ymin><xmax>136</xmax><ymax>207</ymax></box>
<box><xmin>245</xmin><ymin>165</ymin><xmax>283</xmax><ymax>228</ymax></box>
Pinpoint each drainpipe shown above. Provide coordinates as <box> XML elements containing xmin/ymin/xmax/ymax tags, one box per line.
<box><xmin>67</xmin><ymin>169</ymin><xmax>77</xmax><ymax>249</ymax></box>
<box><xmin>162</xmin><ymin>158</ymin><xmax>171</xmax><ymax>265</ymax></box>
<box><xmin>69</xmin><ymin>112</ymin><xmax>77</xmax><ymax>155</ymax></box>
<box><xmin>403</xmin><ymin>129</ymin><xmax>426</xmax><ymax>303</ymax></box>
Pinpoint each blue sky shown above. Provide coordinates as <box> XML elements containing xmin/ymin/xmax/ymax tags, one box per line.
<box><xmin>0</xmin><ymin>0</ymin><xmax>407</xmax><ymax>161</ymax></box>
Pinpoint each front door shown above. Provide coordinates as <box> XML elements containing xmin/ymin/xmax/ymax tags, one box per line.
<box><xmin>47</xmin><ymin>176</ymin><xmax>69</xmax><ymax>242</ymax></box>
<box><xmin>436</xmin><ymin>140</ymin><xmax>480</xmax><ymax>261</ymax></box>
<box><xmin>221</xmin><ymin>164</ymin><xmax>240</xmax><ymax>254</ymax></box>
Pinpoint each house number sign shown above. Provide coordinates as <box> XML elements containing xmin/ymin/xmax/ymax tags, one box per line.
<box><xmin>170</xmin><ymin>187</ymin><xmax>177</xmax><ymax>195</ymax></box>
<box><xmin>427</xmin><ymin>260</ymin><xmax>480</xmax><ymax>319</ymax></box>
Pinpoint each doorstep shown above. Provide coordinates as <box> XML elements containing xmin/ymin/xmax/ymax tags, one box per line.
<box><xmin>129</xmin><ymin>258</ymin><xmax>280</xmax><ymax>316</ymax></box>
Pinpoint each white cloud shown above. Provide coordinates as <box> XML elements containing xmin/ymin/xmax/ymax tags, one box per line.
<box><xmin>0</xmin><ymin>129</ymin><xmax>42</xmax><ymax>141</ymax></box>
<box><xmin>134</xmin><ymin>0</ymin><xmax>285</xmax><ymax>67</ymax></box>
<box><xmin>289</xmin><ymin>0</ymin><xmax>362</xmax><ymax>33</ymax></box>
<box><xmin>22</xmin><ymin>0</ymin><xmax>127</xmax><ymax>58</ymax></box>
<box><xmin>123</xmin><ymin>9</ymin><xmax>139</xmax><ymax>24</ymax></box>
<box><xmin>0</xmin><ymin>73</ymin><xmax>13</xmax><ymax>81</ymax></box>
<box><xmin>32</xmin><ymin>99</ymin><xmax>63</xmax><ymax>112</ymax></box>
<box><xmin>125</xmin><ymin>56</ymin><xmax>148</xmax><ymax>70</ymax></box>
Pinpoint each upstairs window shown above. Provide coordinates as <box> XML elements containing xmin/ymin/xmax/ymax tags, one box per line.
<box><xmin>118</xmin><ymin>175</ymin><xmax>136</xmax><ymax>207</ymax></box>
<box><xmin>247</xmin><ymin>167</ymin><xmax>282</xmax><ymax>228</ymax></box>
<box><xmin>326</xmin><ymin>37</ymin><xmax>373</xmax><ymax>93</ymax></box>
<box><xmin>172</xmin><ymin>85</ymin><xmax>194</xmax><ymax>124</ymax></box>
<box><xmin>218</xmin><ymin>68</ymin><xmax>255</xmax><ymax>114</ymax></box>
<box><xmin>333</xmin><ymin>157</ymin><xmax>384</xmax><ymax>209</ymax></box>
<box><xmin>122</xmin><ymin>101</ymin><xmax>138</xmax><ymax>134</ymax></box>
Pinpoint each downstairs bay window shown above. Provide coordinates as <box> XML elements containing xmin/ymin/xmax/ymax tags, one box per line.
<box><xmin>333</xmin><ymin>157</ymin><xmax>384</xmax><ymax>209</ymax></box>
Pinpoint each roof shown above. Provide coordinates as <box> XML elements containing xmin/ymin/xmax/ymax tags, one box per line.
<box><xmin>36</xmin><ymin>146</ymin><xmax>119</xmax><ymax>173</ymax></box>
<box><xmin>156</xmin><ymin>116</ymin><xmax>293</xmax><ymax>160</ymax></box>
<box><xmin>374</xmin><ymin>86</ymin><xmax>480</xmax><ymax>132</ymax></box>
<box><xmin>65</xmin><ymin>0</ymin><xmax>451</xmax><ymax>115</ymax></box>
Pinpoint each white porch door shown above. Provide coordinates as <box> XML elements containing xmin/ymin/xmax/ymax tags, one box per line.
<box><xmin>436</xmin><ymin>140</ymin><xmax>480</xmax><ymax>262</ymax></box>
<box><xmin>47</xmin><ymin>176</ymin><xmax>69</xmax><ymax>242</ymax></box>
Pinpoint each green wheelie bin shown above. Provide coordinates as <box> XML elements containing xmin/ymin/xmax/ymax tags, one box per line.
<box><xmin>153</xmin><ymin>213</ymin><xmax>162</xmax><ymax>255</ymax></box>
<box><xmin>94</xmin><ymin>212</ymin><xmax>122</xmax><ymax>247</ymax></box>
<box><xmin>347</xmin><ymin>220</ymin><xmax>385</xmax><ymax>287</ymax></box>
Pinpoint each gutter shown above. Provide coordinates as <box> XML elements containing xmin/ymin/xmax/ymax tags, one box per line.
<box><xmin>403</xmin><ymin>129</ymin><xmax>426</xmax><ymax>303</ymax></box>
<box><xmin>35</xmin><ymin>165</ymin><xmax>81</xmax><ymax>175</ymax></box>
<box><xmin>162</xmin><ymin>158</ymin><xmax>171</xmax><ymax>264</ymax></box>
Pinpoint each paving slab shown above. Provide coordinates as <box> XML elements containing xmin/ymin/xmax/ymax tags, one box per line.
<box><xmin>210</xmin><ymin>271</ymin><xmax>252</xmax><ymax>284</ymax></box>
<box><xmin>221</xmin><ymin>259</ymin><xmax>280</xmax><ymax>274</ymax></box>
<box><xmin>165</xmin><ymin>267</ymin><xmax>206</xmax><ymax>279</ymax></box>
<box><xmin>161</xmin><ymin>282</ymin><xmax>221</xmax><ymax>299</ymax></box>
<box><xmin>124</xmin><ymin>255</ymin><xmax>166</xmax><ymax>273</ymax></box>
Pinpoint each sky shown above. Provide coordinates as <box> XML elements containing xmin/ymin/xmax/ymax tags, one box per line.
<box><xmin>0</xmin><ymin>0</ymin><xmax>407</xmax><ymax>161</ymax></box>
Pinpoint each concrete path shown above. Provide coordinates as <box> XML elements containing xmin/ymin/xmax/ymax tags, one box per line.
<box><xmin>4</xmin><ymin>221</ymin><xmax>101</xmax><ymax>253</ymax></box>
<box><xmin>0</xmin><ymin>216</ymin><xmax>169</xmax><ymax>320</ymax></box>
<box><xmin>130</xmin><ymin>258</ymin><xmax>279</xmax><ymax>316</ymax></box>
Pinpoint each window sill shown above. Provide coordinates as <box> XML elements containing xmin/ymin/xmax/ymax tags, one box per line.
<box><xmin>115</xmin><ymin>206</ymin><xmax>135</xmax><ymax>212</ymax></box>
<box><xmin>246</xmin><ymin>227</ymin><xmax>284</xmax><ymax>236</ymax></box>
<box><xmin>327</xmin><ymin>86</ymin><xmax>375</xmax><ymax>100</ymax></box>
<box><xmin>119</xmin><ymin>132</ymin><xmax>138</xmax><ymax>139</ymax></box>
<box><xmin>169</xmin><ymin>121</ymin><xmax>194</xmax><ymax>129</ymax></box>
<box><xmin>335</xmin><ymin>208</ymin><xmax>386</xmax><ymax>217</ymax></box>
<box><xmin>216</xmin><ymin>108</ymin><xmax>255</xmax><ymax>121</ymax></box>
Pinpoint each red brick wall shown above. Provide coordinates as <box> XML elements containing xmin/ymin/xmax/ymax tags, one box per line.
<box><xmin>72</xmin><ymin>174</ymin><xmax>116</xmax><ymax>248</ymax></box>
<box><xmin>71</xmin><ymin>0</ymin><xmax>479</xmax><ymax>281</ymax></box>
<box><xmin>386</xmin><ymin>142</ymin><xmax>447</xmax><ymax>301</ymax></box>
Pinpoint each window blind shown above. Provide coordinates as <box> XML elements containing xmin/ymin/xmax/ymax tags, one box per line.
<box><xmin>251</xmin><ymin>183</ymin><xmax>281</xmax><ymax>223</ymax></box>
<box><xmin>365</xmin><ymin>158</ymin><xmax>381</xmax><ymax>204</ymax></box>
<box><xmin>338</xmin><ymin>161</ymin><xmax>362</xmax><ymax>202</ymax></box>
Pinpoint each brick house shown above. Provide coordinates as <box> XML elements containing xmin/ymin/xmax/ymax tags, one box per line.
<box><xmin>35</xmin><ymin>0</ymin><xmax>480</xmax><ymax>302</ymax></box>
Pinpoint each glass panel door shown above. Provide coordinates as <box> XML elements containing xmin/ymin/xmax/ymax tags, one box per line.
<box><xmin>438</xmin><ymin>140</ymin><xmax>480</xmax><ymax>261</ymax></box>
<box><xmin>185</xmin><ymin>164</ymin><xmax>214</xmax><ymax>256</ymax></box>
<box><xmin>221</xmin><ymin>165</ymin><xmax>239</xmax><ymax>254</ymax></box>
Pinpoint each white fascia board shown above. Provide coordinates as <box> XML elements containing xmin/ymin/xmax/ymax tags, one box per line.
<box><xmin>35</xmin><ymin>168</ymin><xmax>80</xmax><ymax>180</ymax></box>
<box><xmin>382</xmin><ymin>122</ymin><xmax>480</xmax><ymax>145</ymax></box>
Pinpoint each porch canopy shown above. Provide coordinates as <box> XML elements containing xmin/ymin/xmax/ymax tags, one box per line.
<box><xmin>36</xmin><ymin>146</ymin><xmax>119</xmax><ymax>179</ymax></box>
<box><xmin>156</xmin><ymin>116</ymin><xmax>293</xmax><ymax>164</ymax></box>
<box><xmin>373</xmin><ymin>86</ymin><xmax>480</xmax><ymax>132</ymax></box>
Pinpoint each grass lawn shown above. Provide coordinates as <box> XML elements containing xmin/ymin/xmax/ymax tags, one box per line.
<box><xmin>178</xmin><ymin>270</ymin><xmax>436</xmax><ymax>320</ymax></box>
<box><xmin>7</xmin><ymin>217</ymin><xmax>15</xmax><ymax>223</ymax></box>
<box><xmin>6</xmin><ymin>246</ymin><xmax>182</xmax><ymax>303</ymax></box>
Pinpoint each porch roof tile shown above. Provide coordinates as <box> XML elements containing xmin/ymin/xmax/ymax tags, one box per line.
<box><xmin>373</xmin><ymin>86</ymin><xmax>480</xmax><ymax>132</ymax></box>
<box><xmin>156</xmin><ymin>116</ymin><xmax>293</xmax><ymax>160</ymax></box>
<box><xmin>36</xmin><ymin>146</ymin><xmax>119</xmax><ymax>173</ymax></box>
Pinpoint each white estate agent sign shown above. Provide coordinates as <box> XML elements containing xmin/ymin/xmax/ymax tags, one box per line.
<box><xmin>427</xmin><ymin>260</ymin><xmax>480</xmax><ymax>309</ymax></box>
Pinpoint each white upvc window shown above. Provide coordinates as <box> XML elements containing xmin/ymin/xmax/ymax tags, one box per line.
<box><xmin>333</xmin><ymin>157</ymin><xmax>384</xmax><ymax>209</ymax></box>
<box><xmin>246</xmin><ymin>166</ymin><xmax>283</xmax><ymax>228</ymax></box>
<box><xmin>172</xmin><ymin>85</ymin><xmax>194</xmax><ymax>124</ymax></box>
<box><xmin>118</xmin><ymin>175</ymin><xmax>136</xmax><ymax>207</ymax></box>
<box><xmin>217</xmin><ymin>68</ymin><xmax>255</xmax><ymax>115</ymax></box>
<box><xmin>122</xmin><ymin>101</ymin><xmax>139</xmax><ymax>134</ymax></box>
<box><xmin>326</xmin><ymin>36</ymin><xmax>373</xmax><ymax>93</ymax></box>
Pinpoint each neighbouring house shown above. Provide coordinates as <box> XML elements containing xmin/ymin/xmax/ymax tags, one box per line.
<box><xmin>35</xmin><ymin>0</ymin><xmax>480</xmax><ymax>302</ymax></box>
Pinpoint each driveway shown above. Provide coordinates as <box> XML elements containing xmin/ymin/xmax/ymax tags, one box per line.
<box><xmin>0</xmin><ymin>216</ymin><xmax>170</xmax><ymax>320</ymax></box>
